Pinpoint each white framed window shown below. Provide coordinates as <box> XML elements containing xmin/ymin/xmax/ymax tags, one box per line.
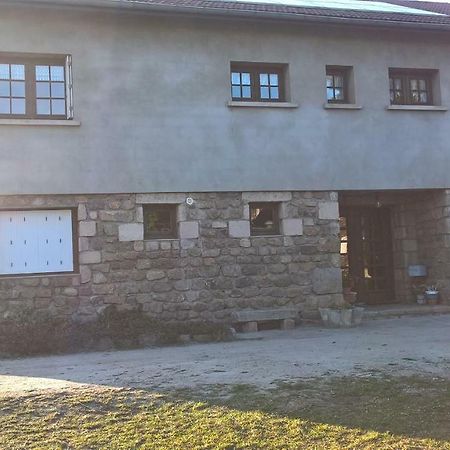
<box><xmin>0</xmin><ymin>209</ymin><xmax>75</xmax><ymax>276</ymax></box>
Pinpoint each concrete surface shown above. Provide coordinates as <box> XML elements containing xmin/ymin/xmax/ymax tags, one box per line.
<box><xmin>1</xmin><ymin>315</ymin><xmax>450</xmax><ymax>394</ymax></box>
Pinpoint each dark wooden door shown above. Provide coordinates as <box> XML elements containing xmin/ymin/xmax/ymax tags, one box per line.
<box><xmin>340</xmin><ymin>207</ymin><xmax>395</xmax><ymax>305</ymax></box>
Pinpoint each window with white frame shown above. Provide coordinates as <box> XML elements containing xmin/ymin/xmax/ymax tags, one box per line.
<box><xmin>0</xmin><ymin>210</ymin><xmax>75</xmax><ymax>276</ymax></box>
<box><xmin>0</xmin><ymin>54</ymin><xmax>73</xmax><ymax>119</ymax></box>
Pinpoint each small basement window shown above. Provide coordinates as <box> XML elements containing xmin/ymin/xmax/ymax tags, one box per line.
<box><xmin>230</xmin><ymin>62</ymin><xmax>287</xmax><ymax>102</ymax></box>
<box><xmin>0</xmin><ymin>53</ymin><xmax>73</xmax><ymax>119</ymax></box>
<box><xmin>0</xmin><ymin>209</ymin><xmax>75</xmax><ymax>276</ymax></box>
<box><xmin>143</xmin><ymin>204</ymin><xmax>178</xmax><ymax>239</ymax></box>
<box><xmin>250</xmin><ymin>203</ymin><xmax>280</xmax><ymax>236</ymax></box>
<box><xmin>389</xmin><ymin>69</ymin><xmax>437</xmax><ymax>106</ymax></box>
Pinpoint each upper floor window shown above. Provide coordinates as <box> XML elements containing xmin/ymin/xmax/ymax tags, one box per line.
<box><xmin>389</xmin><ymin>69</ymin><xmax>435</xmax><ymax>106</ymax></box>
<box><xmin>326</xmin><ymin>66</ymin><xmax>349</xmax><ymax>103</ymax></box>
<box><xmin>0</xmin><ymin>54</ymin><xmax>73</xmax><ymax>119</ymax></box>
<box><xmin>230</xmin><ymin>63</ymin><xmax>287</xmax><ymax>102</ymax></box>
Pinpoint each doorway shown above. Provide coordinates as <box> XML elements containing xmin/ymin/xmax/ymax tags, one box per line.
<box><xmin>340</xmin><ymin>206</ymin><xmax>395</xmax><ymax>304</ymax></box>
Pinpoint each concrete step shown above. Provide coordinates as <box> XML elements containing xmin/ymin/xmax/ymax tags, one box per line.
<box><xmin>364</xmin><ymin>304</ymin><xmax>450</xmax><ymax>319</ymax></box>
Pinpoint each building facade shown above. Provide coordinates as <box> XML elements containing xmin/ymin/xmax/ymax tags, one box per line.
<box><xmin>1</xmin><ymin>0</ymin><xmax>450</xmax><ymax>322</ymax></box>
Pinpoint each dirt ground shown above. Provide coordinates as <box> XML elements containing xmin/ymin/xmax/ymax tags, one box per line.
<box><xmin>1</xmin><ymin>315</ymin><xmax>450</xmax><ymax>394</ymax></box>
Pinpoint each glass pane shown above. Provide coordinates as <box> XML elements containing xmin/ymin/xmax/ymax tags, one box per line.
<box><xmin>334</xmin><ymin>75</ymin><xmax>344</xmax><ymax>87</ymax></box>
<box><xmin>51</xmin><ymin>99</ymin><xmax>66</xmax><ymax>115</ymax></box>
<box><xmin>327</xmin><ymin>87</ymin><xmax>334</xmax><ymax>100</ymax></box>
<box><xmin>51</xmin><ymin>82</ymin><xmax>65</xmax><ymax>98</ymax></box>
<box><xmin>0</xmin><ymin>81</ymin><xmax>10</xmax><ymax>97</ymax></box>
<box><xmin>50</xmin><ymin>66</ymin><xmax>64</xmax><ymax>81</ymax></box>
<box><xmin>259</xmin><ymin>73</ymin><xmax>269</xmax><ymax>86</ymax></box>
<box><xmin>36</xmin><ymin>82</ymin><xmax>50</xmax><ymax>98</ymax></box>
<box><xmin>11</xmin><ymin>98</ymin><xmax>25</xmax><ymax>114</ymax></box>
<box><xmin>394</xmin><ymin>78</ymin><xmax>402</xmax><ymax>90</ymax></box>
<box><xmin>270</xmin><ymin>86</ymin><xmax>279</xmax><ymax>99</ymax></box>
<box><xmin>231</xmin><ymin>72</ymin><xmax>240</xmax><ymax>85</ymax></box>
<box><xmin>326</xmin><ymin>75</ymin><xmax>334</xmax><ymax>87</ymax></box>
<box><xmin>36</xmin><ymin>99</ymin><xmax>51</xmax><ymax>115</ymax></box>
<box><xmin>419</xmin><ymin>79</ymin><xmax>426</xmax><ymax>90</ymax></box>
<box><xmin>10</xmin><ymin>65</ymin><xmax>25</xmax><ymax>80</ymax></box>
<box><xmin>411</xmin><ymin>91</ymin><xmax>420</xmax><ymax>103</ymax></box>
<box><xmin>334</xmin><ymin>88</ymin><xmax>344</xmax><ymax>100</ymax></box>
<box><xmin>0</xmin><ymin>98</ymin><xmax>10</xmax><ymax>114</ymax></box>
<box><xmin>410</xmin><ymin>79</ymin><xmax>418</xmax><ymax>90</ymax></box>
<box><xmin>242</xmin><ymin>85</ymin><xmax>251</xmax><ymax>98</ymax></box>
<box><xmin>35</xmin><ymin>65</ymin><xmax>50</xmax><ymax>81</ymax></box>
<box><xmin>231</xmin><ymin>85</ymin><xmax>241</xmax><ymax>98</ymax></box>
<box><xmin>390</xmin><ymin>91</ymin><xmax>394</xmax><ymax>103</ymax></box>
<box><xmin>11</xmin><ymin>81</ymin><xmax>25</xmax><ymax>97</ymax></box>
<box><xmin>0</xmin><ymin>64</ymin><xmax>9</xmax><ymax>80</ymax></box>
<box><xmin>269</xmin><ymin>73</ymin><xmax>278</xmax><ymax>86</ymax></box>
<box><xmin>250</xmin><ymin>205</ymin><xmax>277</xmax><ymax>234</ymax></box>
<box><xmin>419</xmin><ymin>92</ymin><xmax>428</xmax><ymax>103</ymax></box>
<box><xmin>241</xmin><ymin>73</ymin><xmax>250</xmax><ymax>85</ymax></box>
<box><xmin>260</xmin><ymin>86</ymin><xmax>269</xmax><ymax>99</ymax></box>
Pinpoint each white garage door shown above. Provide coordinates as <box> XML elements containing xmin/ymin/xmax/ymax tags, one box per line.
<box><xmin>0</xmin><ymin>209</ymin><xmax>74</xmax><ymax>275</ymax></box>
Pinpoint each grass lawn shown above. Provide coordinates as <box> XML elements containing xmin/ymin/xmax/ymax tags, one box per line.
<box><xmin>1</xmin><ymin>375</ymin><xmax>450</xmax><ymax>449</ymax></box>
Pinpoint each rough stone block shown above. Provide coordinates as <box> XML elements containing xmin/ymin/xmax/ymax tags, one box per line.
<box><xmin>77</xmin><ymin>203</ymin><xmax>88</xmax><ymax>221</ymax></box>
<box><xmin>136</xmin><ymin>193</ymin><xmax>185</xmax><ymax>204</ymax></box>
<box><xmin>179</xmin><ymin>221</ymin><xmax>199</xmax><ymax>239</ymax></box>
<box><xmin>79</xmin><ymin>251</ymin><xmax>101</xmax><ymax>265</ymax></box>
<box><xmin>281</xmin><ymin>318</ymin><xmax>296</xmax><ymax>330</ymax></box>
<box><xmin>318</xmin><ymin>202</ymin><xmax>339</xmax><ymax>220</ymax></box>
<box><xmin>80</xmin><ymin>265</ymin><xmax>91</xmax><ymax>284</ymax></box>
<box><xmin>118</xmin><ymin>223</ymin><xmax>144</xmax><ymax>242</ymax></box>
<box><xmin>242</xmin><ymin>321</ymin><xmax>258</xmax><ymax>333</ymax></box>
<box><xmin>229</xmin><ymin>220</ymin><xmax>250</xmax><ymax>238</ymax></box>
<box><xmin>281</xmin><ymin>218</ymin><xmax>303</xmax><ymax>236</ymax></box>
<box><xmin>79</xmin><ymin>221</ymin><xmax>97</xmax><ymax>237</ymax></box>
<box><xmin>242</xmin><ymin>192</ymin><xmax>292</xmax><ymax>202</ymax></box>
<box><xmin>312</xmin><ymin>267</ymin><xmax>342</xmax><ymax>294</ymax></box>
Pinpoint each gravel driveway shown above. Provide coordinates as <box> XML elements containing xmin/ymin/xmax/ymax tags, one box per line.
<box><xmin>1</xmin><ymin>315</ymin><xmax>450</xmax><ymax>394</ymax></box>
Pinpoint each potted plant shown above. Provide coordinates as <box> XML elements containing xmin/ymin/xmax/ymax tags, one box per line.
<box><xmin>319</xmin><ymin>302</ymin><xmax>365</xmax><ymax>328</ymax></box>
<box><xmin>425</xmin><ymin>285</ymin><xmax>440</xmax><ymax>305</ymax></box>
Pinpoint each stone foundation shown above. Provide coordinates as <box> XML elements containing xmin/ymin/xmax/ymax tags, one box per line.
<box><xmin>0</xmin><ymin>191</ymin><xmax>343</xmax><ymax>322</ymax></box>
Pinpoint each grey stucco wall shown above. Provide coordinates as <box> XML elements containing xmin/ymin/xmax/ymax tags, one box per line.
<box><xmin>1</xmin><ymin>4</ymin><xmax>450</xmax><ymax>195</ymax></box>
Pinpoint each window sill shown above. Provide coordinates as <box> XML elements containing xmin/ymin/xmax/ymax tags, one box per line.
<box><xmin>0</xmin><ymin>119</ymin><xmax>81</xmax><ymax>126</ymax></box>
<box><xmin>227</xmin><ymin>101</ymin><xmax>298</xmax><ymax>109</ymax></box>
<box><xmin>324</xmin><ymin>103</ymin><xmax>362</xmax><ymax>110</ymax></box>
<box><xmin>0</xmin><ymin>272</ymin><xmax>79</xmax><ymax>280</ymax></box>
<box><xmin>386</xmin><ymin>105</ymin><xmax>448</xmax><ymax>112</ymax></box>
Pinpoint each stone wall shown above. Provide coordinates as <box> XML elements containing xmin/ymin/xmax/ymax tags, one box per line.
<box><xmin>0</xmin><ymin>191</ymin><xmax>343</xmax><ymax>323</ymax></box>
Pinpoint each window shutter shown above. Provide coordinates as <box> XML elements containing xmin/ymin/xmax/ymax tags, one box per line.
<box><xmin>65</xmin><ymin>55</ymin><xmax>74</xmax><ymax>119</ymax></box>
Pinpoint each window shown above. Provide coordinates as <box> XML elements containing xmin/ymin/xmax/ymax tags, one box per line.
<box><xmin>143</xmin><ymin>204</ymin><xmax>177</xmax><ymax>239</ymax></box>
<box><xmin>230</xmin><ymin>63</ymin><xmax>286</xmax><ymax>102</ymax></box>
<box><xmin>326</xmin><ymin>66</ymin><xmax>351</xmax><ymax>103</ymax></box>
<box><xmin>0</xmin><ymin>54</ymin><xmax>73</xmax><ymax>119</ymax></box>
<box><xmin>250</xmin><ymin>203</ymin><xmax>280</xmax><ymax>236</ymax></box>
<box><xmin>0</xmin><ymin>209</ymin><xmax>75</xmax><ymax>276</ymax></box>
<box><xmin>389</xmin><ymin>69</ymin><xmax>434</xmax><ymax>105</ymax></box>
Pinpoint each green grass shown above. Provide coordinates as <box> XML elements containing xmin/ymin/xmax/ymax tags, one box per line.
<box><xmin>1</xmin><ymin>375</ymin><xmax>450</xmax><ymax>449</ymax></box>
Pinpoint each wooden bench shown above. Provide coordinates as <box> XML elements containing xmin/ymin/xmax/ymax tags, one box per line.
<box><xmin>231</xmin><ymin>308</ymin><xmax>298</xmax><ymax>332</ymax></box>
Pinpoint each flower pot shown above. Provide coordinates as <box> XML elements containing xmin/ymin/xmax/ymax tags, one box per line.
<box><xmin>425</xmin><ymin>291</ymin><xmax>439</xmax><ymax>305</ymax></box>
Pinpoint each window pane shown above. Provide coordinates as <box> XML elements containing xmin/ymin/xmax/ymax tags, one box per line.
<box><xmin>327</xmin><ymin>87</ymin><xmax>334</xmax><ymax>100</ymax></box>
<box><xmin>231</xmin><ymin>85</ymin><xmax>241</xmax><ymax>98</ymax></box>
<box><xmin>326</xmin><ymin>75</ymin><xmax>334</xmax><ymax>87</ymax></box>
<box><xmin>410</xmin><ymin>79</ymin><xmax>418</xmax><ymax>90</ymax></box>
<box><xmin>0</xmin><ymin>64</ymin><xmax>9</xmax><ymax>80</ymax></box>
<box><xmin>51</xmin><ymin>99</ymin><xmax>66</xmax><ymax>115</ymax></box>
<box><xmin>250</xmin><ymin>203</ymin><xmax>279</xmax><ymax>235</ymax></box>
<box><xmin>270</xmin><ymin>86</ymin><xmax>279</xmax><ymax>99</ymax></box>
<box><xmin>51</xmin><ymin>82</ymin><xmax>65</xmax><ymax>98</ymax></box>
<box><xmin>269</xmin><ymin>73</ymin><xmax>278</xmax><ymax>86</ymax></box>
<box><xmin>36</xmin><ymin>99</ymin><xmax>51</xmax><ymax>115</ymax></box>
<box><xmin>50</xmin><ymin>66</ymin><xmax>65</xmax><ymax>81</ymax></box>
<box><xmin>231</xmin><ymin>72</ymin><xmax>240</xmax><ymax>85</ymax></box>
<box><xmin>394</xmin><ymin>78</ymin><xmax>402</xmax><ymax>90</ymax></box>
<box><xmin>334</xmin><ymin>88</ymin><xmax>344</xmax><ymax>100</ymax></box>
<box><xmin>36</xmin><ymin>82</ymin><xmax>50</xmax><ymax>98</ymax></box>
<box><xmin>259</xmin><ymin>73</ymin><xmax>269</xmax><ymax>86</ymax></box>
<box><xmin>143</xmin><ymin>205</ymin><xmax>177</xmax><ymax>238</ymax></box>
<box><xmin>0</xmin><ymin>81</ymin><xmax>10</xmax><ymax>97</ymax></box>
<box><xmin>241</xmin><ymin>73</ymin><xmax>251</xmax><ymax>85</ymax></box>
<box><xmin>0</xmin><ymin>98</ymin><xmax>10</xmax><ymax>114</ymax></box>
<box><xmin>419</xmin><ymin>79</ymin><xmax>426</xmax><ymax>90</ymax></box>
<box><xmin>334</xmin><ymin>75</ymin><xmax>344</xmax><ymax>87</ymax></box>
<box><xmin>411</xmin><ymin>91</ymin><xmax>420</xmax><ymax>103</ymax></box>
<box><xmin>36</xmin><ymin>65</ymin><xmax>50</xmax><ymax>81</ymax></box>
<box><xmin>11</xmin><ymin>98</ymin><xmax>25</xmax><ymax>114</ymax></box>
<box><xmin>420</xmin><ymin>92</ymin><xmax>428</xmax><ymax>103</ymax></box>
<box><xmin>11</xmin><ymin>81</ymin><xmax>25</xmax><ymax>97</ymax></box>
<box><xmin>242</xmin><ymin>85</ymin><xmax>251</xmax><ymax>98</ymax></box>
<box><xmin>260</xmin><ymin>86</ymin><xmax>269</xmax><ymax>99</ymax></box>
<box><xmin>10</xmin><ymin>65</ymin><xmax>25</xmax><ymax>80</ymax></box>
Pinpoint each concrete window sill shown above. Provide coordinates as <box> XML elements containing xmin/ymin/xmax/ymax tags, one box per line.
<box><xmin>324</xmin><ymin>103</ymin><xmax>362</xmax><ymax>110</ymax></box>
<box><xmin>227</xmin><ymin>101</ymin><xmax>298</xmax><ymax>109</ymax></box>
<box><xmin>0</xmin><ymin>119</ymin><xmax>81</xmax><ymax>126</ymax></box>
<box><xmin>0</xmin><ymin>272</ymin><xmax>79</xmax><ymax>280</ymax></box>
<box><xmin>386</xmin><ymin>105</ymin><xmax>448</xmax><ymax>112</ymax></box>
